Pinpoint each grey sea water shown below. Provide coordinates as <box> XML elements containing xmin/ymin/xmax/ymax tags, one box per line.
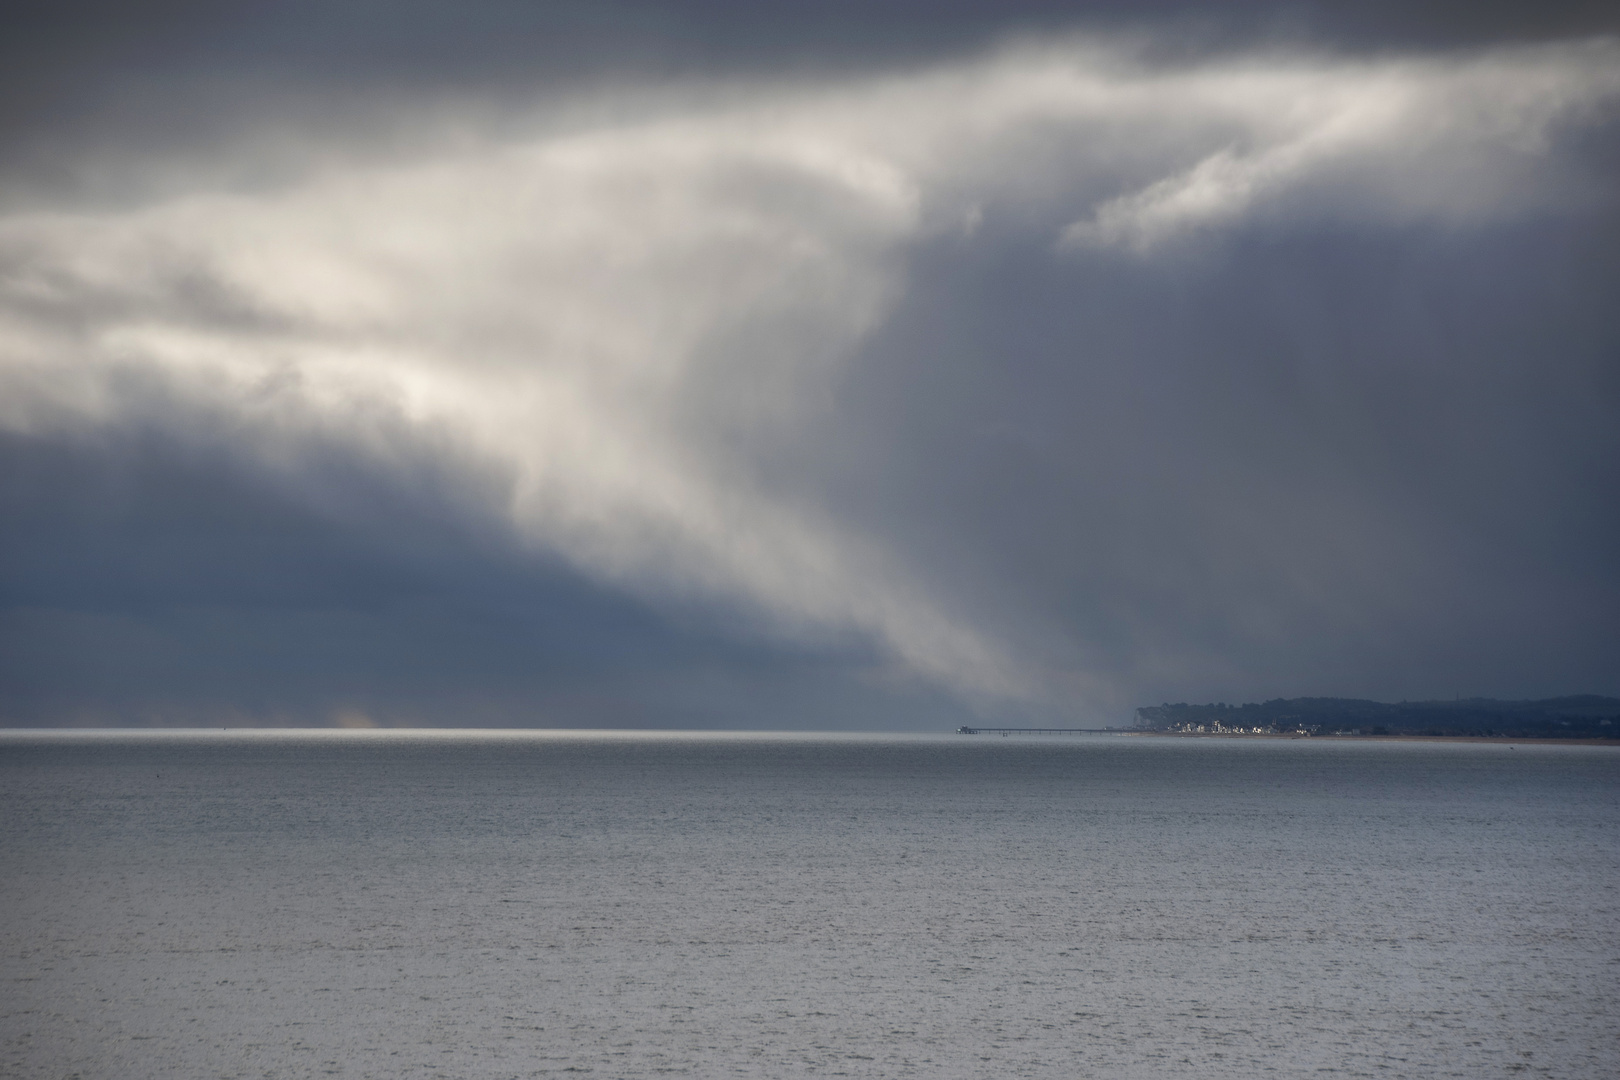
<box><xmin>1</xmin><ymin>731</ymin><xmax>1616</xmax><ymax>1079</ymax></box>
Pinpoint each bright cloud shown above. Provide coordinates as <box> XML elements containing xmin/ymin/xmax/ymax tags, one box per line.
<box><xmin>1</xmin><ymin>36</ymin><xmax>1615</xmax><ymax>706</ymax></box>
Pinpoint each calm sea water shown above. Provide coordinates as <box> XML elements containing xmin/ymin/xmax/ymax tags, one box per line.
<box><xmin>1</xmin><ymin>731</ymin><xmax>1616</xmax><ymax>1079</ymax></box>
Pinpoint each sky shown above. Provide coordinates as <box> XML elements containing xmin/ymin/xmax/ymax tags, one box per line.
<box><xmin>2</xmin><ymin>1</ymin><xmax>1617</xmax><ymax>729</ymax></box>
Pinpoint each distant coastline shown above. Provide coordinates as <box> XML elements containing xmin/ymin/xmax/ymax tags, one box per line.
<box><xmin>1127</xmin><ymin>696</ymin><xmax>1620</xmax><ymax>741</ymax></box>
<box><xmin>1124</xmin><ymin>730</ymin><xmax>1619</xmax><ymax>746</ymax></box>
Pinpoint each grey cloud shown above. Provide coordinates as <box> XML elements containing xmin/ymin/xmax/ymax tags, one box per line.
<box><xmin>6</xmin><ymin>1</ymin><xmax>1618</xmax><ymax>212</ymax></box>
<box><xmin>824</xmin><ymin>217</ymin><xmax>1620</xmax><ymax>707</ymax></box>
<box><xmin>0</xmin><ymin>425</ymin><xmax>960</xmax><ymax>729</ymax></box>
<box><xmin>1</xmin><ymin>29</ymin><xmax>1617</xmax><ymax>726</ymax></box>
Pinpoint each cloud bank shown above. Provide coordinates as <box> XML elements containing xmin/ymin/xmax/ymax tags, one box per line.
<box><xmin>2</xmin><ymin>35</ymin><xmax>1618</xmax><ymax>724</ymax></box>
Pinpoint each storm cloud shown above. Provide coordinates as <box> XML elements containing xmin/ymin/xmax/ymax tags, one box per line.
<box><xmin>2</xmin><ymin>4</ymin><xmax>1617</xmax><ymax>727</ymax></box>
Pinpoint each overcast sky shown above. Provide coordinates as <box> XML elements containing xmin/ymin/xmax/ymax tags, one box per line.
<box><xmin>2</xmin><ymin>1</ymin><xmax>1617</xmax><ymax>728</ymax></box>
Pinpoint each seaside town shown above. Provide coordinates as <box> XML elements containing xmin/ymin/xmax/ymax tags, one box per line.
<box><xmin>1130</xmin><ymin>697</ymin><xmax>1620</xmax><ymax>739</ymax></box>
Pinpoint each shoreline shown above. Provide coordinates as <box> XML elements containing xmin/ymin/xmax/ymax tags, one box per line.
<box><xmin>1125</xmin><ymin>731</ymin><xmax>1619</xmax><ymax>746</ymax></box>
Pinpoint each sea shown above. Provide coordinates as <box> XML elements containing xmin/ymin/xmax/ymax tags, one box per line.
<box><xmin>1</xmin><ymin>731</ymin><xmax>1616</xmax><ymax>1079</ymax></box>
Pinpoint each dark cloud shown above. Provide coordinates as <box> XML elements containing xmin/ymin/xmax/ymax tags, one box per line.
<box><xmin>6</xmin><ymin>0</ymin><xmax>1617</xmax><ymax>203</ymax></box>
<box><xmin>1</xmin><ymin>8</ymin><xmax>1616</xmax><ymax>727</ymax></box>
<box><xmin>8</xmin><ymin>0</ymin><xmax>1616</xmax><ymax>76</ymax></box>
<box><xmin>820</xmin><ymin>208</ymin><xmax>1620</xmax><ymax>706</ymax></box>
<box><xmin>0</xmin><ymin>426</ymin><xmax>963</xmax><ymax>728</ymax></box>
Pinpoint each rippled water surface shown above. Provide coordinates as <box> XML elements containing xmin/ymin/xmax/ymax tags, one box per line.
<box><xmin>2</xmin><ymin>731</ymin><xmax>1617</xmax><ymax>1078</ymax></box>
